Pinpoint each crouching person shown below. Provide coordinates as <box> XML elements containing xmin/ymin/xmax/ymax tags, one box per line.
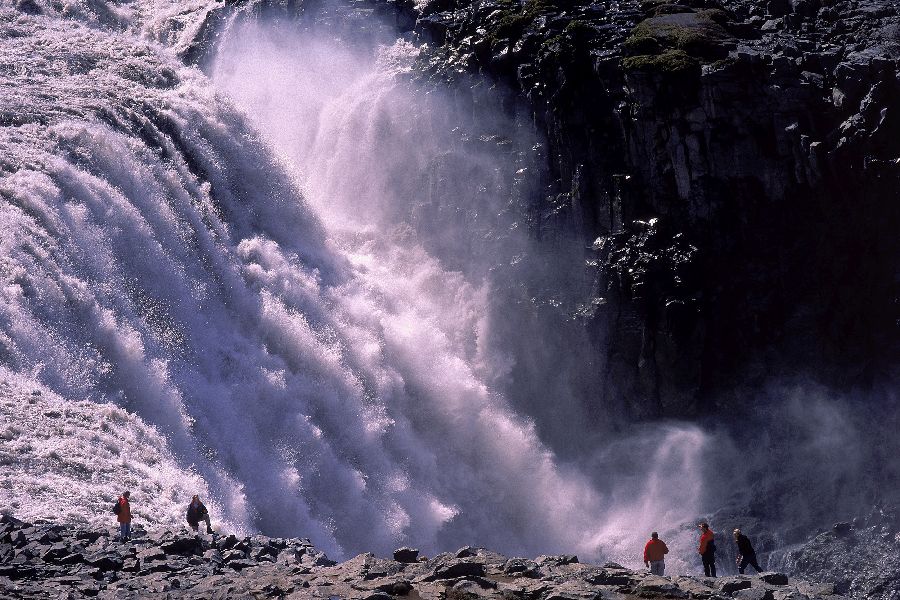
<box><xmin>186</xmin><ymin>495</ymin><xmax>213</xmax><ymax>534</ymax></box>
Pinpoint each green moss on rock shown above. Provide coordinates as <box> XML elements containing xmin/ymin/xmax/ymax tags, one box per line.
<box><xmin>624</xmin><ymin>11</ymin><xmax>731</xmax><ymax>60</ymax></box>
<box><xmin>487</xmin><ymin>0</ymin><xmax>580</xmax><ymax>46</ymax></box>
<box><xmin>621</xmin><ymin>49</ymin><xmax>700</xmax><ymax>73</ymax></box>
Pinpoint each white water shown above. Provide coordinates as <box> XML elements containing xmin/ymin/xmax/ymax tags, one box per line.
<box><xmin>0</xmin><ymin>0</ymin><xmax>713</xmax><ymax>570</ymax></box>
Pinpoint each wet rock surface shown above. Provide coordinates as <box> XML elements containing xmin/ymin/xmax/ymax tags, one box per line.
<box><xmin>777</xmin><ymin>505</ymin><xmax>900</xmax><ymax>600</ymax></box>
<box><xmin>0</xmin><ymin>515</ymin><xmax>844</xmax><ymax>599</ymax></box>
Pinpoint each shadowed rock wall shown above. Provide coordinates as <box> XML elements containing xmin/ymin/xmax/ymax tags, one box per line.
<box><xmin>414</xmin><ymin>0</ymin><xmax>900</xmax><ymax>417</ymax></box>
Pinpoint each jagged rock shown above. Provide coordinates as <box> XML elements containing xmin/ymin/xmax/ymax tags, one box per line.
<box><xmin>137</xmin><ymin>547</ymin><xmax>165</xmax><ymax>563</ymax></box>
<box><xmin>160</xmin><ymin>536</ymin><xmax>200</xmax><ymax>555</ymax></box>
<box><xmin>121</xmin><ymin>558</ymin><xmax>139</xmax><ymax>572</ymax></box>
<box><xmin>584</xmin><ymin>567</ymin><xmax>635</xmax><ymax>586</ymax></box>
<box><xmin>422</xmin><ymin>559</ymin><xmax>486</xmax><ymax>581</ymax></box>
<box><xmin>734</xmin><ymin>587</ymin><xmax>776</xmax><ymax>600</ymax></box>
<box><xmin>221</xmin><ymin>549</ymin><xmax>246</xmax><ymax>562</ymax></box>
<box><xmin>83</xmin><ymin>552</ymin><xmax>122</xmax><ymax>571</ymax></box>
<box><xmin>226</xmin><ymin>559</ymin><xmax>257</xmax><ymax>571</ymax></box>
<box><xmin>218</xmin><ymin>534</ymin><xmax>238</xmax><ymax>550</ymax></box>
<box><xmin>761</xmin><ymin>573</ymin><xmax>790</xmax><ymax>585</ymax></box>
<box><xmin>544</xmin><ymin>579</ymin><xmax>605</xmax><ymax>599</ymax></box>
<box><xmin>41</xmin><ymin>542</ymin><xmax>69</xmax><ymax>562</ymax></box>
<box><xmin>537</xmin><ymin>554</ymin><xmax>580</xmax><ymax>566</ymax></box>
<box><xmin>671</xmin><ymin>576</ymin><xmax>717</xmax><ymax>598</ymax></box>
<box><xmin>57</xmin><ymin>552</ymin><xmax>85</xmax><ymax>565</ymax></box>
<box><xmin>447</xmin><ymin>578</ymin><xmax>497</xmax><ymax>599</ymax></box>
<box><xmin>501</xmin><ymin>557</ymin><xmax>541</xmax><ymax>577</ymax></box>
<box><xmin>393</xmin><ymin>547</ymin><xmax>420</xmax><ymax>562</ymax></box>
<box><xmin>719</xmin><ymin>576</ymin><xmax>754</xmax><ymax>593</ymax></box>
<box><xmin>833</xmin><ymin>523</ymin><xmax>852</xmax><ymax>535</ymax></box>
<box><xmin>636</xmin><ymin>574</ymin><xmax>690</xmax><ymax>597</ymax></box>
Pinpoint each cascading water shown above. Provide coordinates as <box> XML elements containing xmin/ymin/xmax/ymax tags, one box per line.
<box><xmin>9</xmin><ymin>0</ymin><xmax>889</xmax><ymax>578</ymax></box>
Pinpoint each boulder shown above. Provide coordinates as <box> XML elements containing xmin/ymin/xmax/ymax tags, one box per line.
<box><xmin>83</xmin><ymin>552</ymin><xmax>123</xmax><ymax>571</ymax></box>
<box><xmin>227</xmin><ymin>559</ymin><xmax>257</xmax><ymax>571</ymax></box>
<box><xmin>832</xmin><ymin>523</ymin><xmax>852</xmax><ymax>535</ymax></box>
<box><xmin>447</xmin><ymin>579</ymin><xmax>498</xmax><ymax>599</ymax></box>
<box><xmin>393</xmin><ymin>547</ymin><xmax>420</xmax><ymax>563</ymax></box>
<box><xmin>501</xmin><ymin>558</ymin><xmax>541</xmax><ymax>577</ymax></box>
<box><xmin>40</xmin><ymin>542</ymin><xmax>69</xmax><ymax>562</ymax></box>
<box><xmin>584</xmin><ymin>568</ymin><xmax>634</xmax><ymax>586</ymax></box>
<box><xmin>636</xmin><ymin>575</ymin><xmax>689</xmax><ymax>597</ymax></box>
<box><xmin>760</xmin><ymin>572</ymin><xmax>790</xmax><ymax>585</ymax></box>
<box><xmin>719</xmin><ymin>577</ymin><xmax>753</xmax><ymax>593</ymax></box>
<box><xmin>160</xmin><ymin>535</ymin><xmax>201</xmax><ymax>555</ymax></box>
<box><xmin>423</xmin><ymin>559</ymin><xmax>486</xmax><ymax>581</ymax></box>
<box><xmin>734</xmin><ymin>588</ymin><xmax>775</xmax><ymax>600</ymax></box>
<box><xmin>137</xmin><ymin>547</ymin><xmax>165</xmax><ymax>562</ymax></box>
<box><xmin>537</xmin><ymin>554</ymin><xmax>580</xmax><ymax>566</ymax></box>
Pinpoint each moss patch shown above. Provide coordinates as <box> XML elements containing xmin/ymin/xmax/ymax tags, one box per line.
<box><xmin>624</xmin><ymin>11</ymin><xmax>732</xmax><ymax>61</ymax></box>
<box><xmin>621</xmin><ymin>49</ymin><xmax>700</xmax><ymax>73</ymax></box>
<box><xmin>488</xmin><ymin>0</ymin><xmax>580</xmax><ymax>46</ymax></box>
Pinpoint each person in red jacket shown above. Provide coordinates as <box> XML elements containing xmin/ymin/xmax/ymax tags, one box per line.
<box><xmin>116</xmin><ymin>491</ymin><xmax>132</xmax><ymax>541</ymax></box>
<box><xmin>698</xmin><ymin>522</ymin><xmax>716</xmax><ymax>577</ymax></box>
<box><xmin>643</xmin><ymin>532</ymin><xmax>669</xmax><ymax>575</ymax></box>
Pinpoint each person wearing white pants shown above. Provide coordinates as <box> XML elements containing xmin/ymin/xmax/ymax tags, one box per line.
<box><xmin>643</xmin><ymin>531</ymin><xmax>669</xmax><ymax>576</ymax></box>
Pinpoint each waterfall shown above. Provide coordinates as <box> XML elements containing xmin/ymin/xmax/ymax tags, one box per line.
<box><xmin>1</xmin><ymin>0</ymin><xmax>715</xmax><ymax>572</ymax></box>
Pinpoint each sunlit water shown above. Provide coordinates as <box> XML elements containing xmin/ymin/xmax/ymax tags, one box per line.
<box><xmin>0</xmin><ymin>0</ymin><xmax>714</xmax><ymax>571</ymax></box>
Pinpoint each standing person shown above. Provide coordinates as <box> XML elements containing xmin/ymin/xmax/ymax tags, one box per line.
<box><xmin>643</xmin><ymin>531</ymin><xmax>669</xmax><ymax>576</ymax></box>
<box><xmin>698</xmin><ymin>522</ymin><xmax>716</xmax><ymax>577</ymax></box>
<box><xmin>116</xmin><ymin>491</ymin><xmax>132</xmax><ymax>541</ymax></box>
<box><xmin>186</xmin><ymin>495</ymin><xmax>213</xmax><ymax>534</ymax></box>
<box><xmin>733</xmin><ymin>529</ymin><xmax>763</xmax><ymax>574</ymax></box>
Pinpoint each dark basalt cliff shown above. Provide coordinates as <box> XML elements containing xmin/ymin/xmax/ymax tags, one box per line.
<box><xmin>406</xmin><ymin>0</ymin><xmax>900</xmax><ymax>416</ymax></box>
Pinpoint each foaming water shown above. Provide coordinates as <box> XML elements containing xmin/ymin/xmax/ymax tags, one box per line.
<box><xmin>0</xmin><ymin>368</ymin><xmax>246</xmax><ymax>534</ymax></box>
<box><xmin>1</xmin><ymin>0</ymin><xmax>712</xmax><ymax>566</ymax></box>
<box><xmin>209</xmin><ymin>17</ymin><xmax>712</xmax><ymax>561</ymax></box>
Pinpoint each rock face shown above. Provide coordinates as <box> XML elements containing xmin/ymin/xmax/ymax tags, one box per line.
<box><xmin>0</xmin><ymin>515</ymin><xmax>846</xmax><ymax>599</ymax></box>
<box><xmin>410</xmin><ymin>0</ymin><xmax>900</xmax><ymax>416</ymax></box>
<box><xmin>777</xmin><ymin>505</ymin><xmax>900</xmax><ymax>600</ymax></box>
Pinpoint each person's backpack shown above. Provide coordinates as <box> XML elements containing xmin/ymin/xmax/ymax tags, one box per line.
<box><xmin>113</xmin><ymin>501</ymin><xmax>121</xmax><ymax>515</ymax></box>
<box><xmin>708</xmin><ymin>540</ymin><xmax>716</xmax><ymax>554</ymax></box>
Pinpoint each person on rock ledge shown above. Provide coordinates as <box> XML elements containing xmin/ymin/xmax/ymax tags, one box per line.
<box><xmin>115</xmin><ymin>491</ymin><xmax>131</xmax><ymax>541</ymax></box>
<box><xmin>186</xmin><ymin>495</ymin><xmax>213</xmax><ymax>534</ymax></box>
<box><xmin>643</xmin><ymin>531</ymin><xmax>669</xmax><ymax>576</ymax></box>
<box><xmin>698</xmin><ymin>522</ymin><xmax>716</xmax><ymax>577</ymax></box>
<box><xmin>733</xmin><ymin>529</ymin><xmax>764</xmax><ymax>574</ymax></box>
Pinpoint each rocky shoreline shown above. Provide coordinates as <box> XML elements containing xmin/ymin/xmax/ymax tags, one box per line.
<box><xmin>0</xmin><ymin>515</ymin><xmax>844</xmax><ymax>599</ymax></box>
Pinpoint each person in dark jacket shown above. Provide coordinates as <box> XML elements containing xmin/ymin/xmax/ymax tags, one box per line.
<box><xmin>733</xmin><ymin>529</ymin><xmax>763</xmax><ymax>574</ymax></box>
<box><xmin>186</xmin><ymin>495</ymin><xmax>213</xmax><ymax>534</ymax></box>
<box><xmin>698</xmin><ymin>522</ymin><xmax>716</xmax><ymax>577</ymax></box>
<box><xmin>116</xmin><ymin>491</ymin><xmax>132</xmax><ymax>541</ymax></box>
